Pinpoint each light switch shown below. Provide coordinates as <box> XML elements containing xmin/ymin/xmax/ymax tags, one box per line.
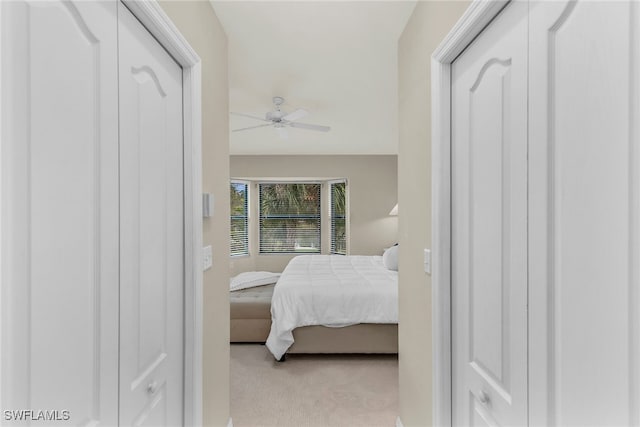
<box><xmin>424</xmin><ymin>249</ymin><xmax>431</xmax><ymax>275</ymax></box>
<box><xmin>203</xmin><ymin>245</ymin><xmax>213</xmax><ymax>270</ymax></box>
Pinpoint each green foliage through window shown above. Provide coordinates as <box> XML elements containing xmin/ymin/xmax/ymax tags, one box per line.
<box><xmin>330</xmin><ymin>182</ymin><xmax>347</xmax><ymax>255</ymax></box>
<box><xmin>259</xmin><ymin>183</ymin><xmax>321</xmax><ymax>254</ymax></box>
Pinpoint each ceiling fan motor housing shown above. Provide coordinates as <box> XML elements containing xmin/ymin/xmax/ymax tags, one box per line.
<box><xmin>266</xmin><ymin>110</ymin><xmax>285</xmax><ymax>122</ymax></box>
<box><xmin>267</xmin><ymin>96</ymin><xmax>286</xmax><ymax>122</ymax></box>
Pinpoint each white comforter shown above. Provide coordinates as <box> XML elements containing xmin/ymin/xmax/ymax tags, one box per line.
<box><xmin>265</xmin><ymin>255</ymin><xmax>398</xmax><ymax>359</ymax></box>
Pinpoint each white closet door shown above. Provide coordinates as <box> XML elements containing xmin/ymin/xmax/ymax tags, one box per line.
<box><xmin>117</xmin><ymin>3</ymin><xmax>185</xmax><ymax>426</ymax></box>
<box><xmin>528</xmin><ymin>1</ymin><xmax>640</xmax><ymax>425</ymax></box>
<box><xmin>1</xmin><ymin>1</ymin><xmax>119</xmax><ymax>425</ymax></box>
<box><xmin>451</xmin><ymin>2</ymin><xmax>528</xmax><ymax>425</ymax></box>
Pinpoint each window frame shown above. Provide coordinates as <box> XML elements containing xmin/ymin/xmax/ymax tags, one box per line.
<box><xmin>258</xmin><ymin>181</ymin><xmax>323</xmax><ymax>255</ymax></box>
<box><xmin>230</xmin><ymin>180</ymin><xmax>250</xmax><ymax>257</ymax></box>
<box><xmin>329</xmin><ymin>180</ymin><xmax>348</xmax><ymax>255</ymax></box>
<box><xmin>229</xmin><ymin>178</ymin><xmax>350</xmax><ymax>257</ymax></box>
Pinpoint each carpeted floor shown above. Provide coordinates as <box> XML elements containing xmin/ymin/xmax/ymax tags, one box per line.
<box><xmin>230</xmin><ymin>344</ymin><xmax>399</xmax><ymax>427</ymax></box>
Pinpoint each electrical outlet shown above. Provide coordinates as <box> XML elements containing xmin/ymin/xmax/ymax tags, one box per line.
<box><xmin>203</xmin><ymin>245</ymin><xmax>213</xmax><ymax>270</ymax></box>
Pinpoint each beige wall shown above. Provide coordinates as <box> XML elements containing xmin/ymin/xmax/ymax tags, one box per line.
<box><xmin>230</xmin><ymin>155</ymin><xmax>398</xmax><ymax>275</ymax></box>
<box><xmin>158</xmin><ymin>2</ymin><xmax>230</xmax><ymax>426</ymax></box>
<box><xmin>397</xmin><ymin>1</ymin><xmax>469</xmax><ymax>426</ymax></box>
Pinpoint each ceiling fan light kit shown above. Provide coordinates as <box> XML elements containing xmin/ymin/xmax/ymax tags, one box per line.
<box><xmin>231</xmin><ymin>96</ymin><xmax>331</xmax><ymax>138</ymax></box>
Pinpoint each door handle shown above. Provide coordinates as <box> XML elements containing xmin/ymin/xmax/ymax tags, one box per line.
<box><xmin>147</xmin><ymin>381</ymin><xmax>158</xmax><ymax>395</ymax></box>
<box><xmin>478</xmin><ymin>390</ymin><xmax>490</xmax><ymax>405</ymax></box>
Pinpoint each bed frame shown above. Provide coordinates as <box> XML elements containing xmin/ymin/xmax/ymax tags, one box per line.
<box><xmin>288</xmin><ymin>324</ymin><xmax>398</xmax><ymax>354</ymax></box>
<box><xmin>230</xmin><ymin>284</ymin><xmax>398</xmax><ymax>355</ymax></box>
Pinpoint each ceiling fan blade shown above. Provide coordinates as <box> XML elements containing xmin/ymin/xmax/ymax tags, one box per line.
<box><xmin>230</xmin><ymin>112</ymin><xmax>269</xmax><ymax>122</ymax></box>
<box><xmin>232</xmin><ymin>123</ymin><xmax>272</xmax><ymax>132</ymax></box>
<box><xmin>282</xmin><ymin>108</ymin><xmax>308</xmax><ymax>122</ymax></box>
<box><xmin>289</xmin><ymin>122</ymin><xmax>331</xmax><ymax>132</ymax></box>
<box><xmin>276</xmin><ymin>127</ymin><xmax>289</xmax><ymax>139</ymax></box>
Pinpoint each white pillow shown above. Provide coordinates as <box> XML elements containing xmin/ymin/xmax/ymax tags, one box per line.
<box><xmin>382</xmin><ymin>245</ymin><xmax>398</xmax><ymax>271</ymax></box>
<box><xmin>230</xmin><ymin>271</ymin><xmax>281</xmax><ymax>291</ymax></box>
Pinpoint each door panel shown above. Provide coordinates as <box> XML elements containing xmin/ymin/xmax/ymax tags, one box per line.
<box><xmin>1</xmin><ymin>1</ymin><xmax>119</xmax><ymax>425</ymax></box>
<box><xmin>451</xmin><ymin>2</ymin><xmax>528</xmax><ymax>426</ymax></box>
<box><xmin>118</xmin><ymin>4</ymin><xmax>185</xmax><ymax>426</ymax></box>
<box><xmin>528</xmin><ymin>1</ymin><xmax>640</xmax><ymax>425</ymax></box>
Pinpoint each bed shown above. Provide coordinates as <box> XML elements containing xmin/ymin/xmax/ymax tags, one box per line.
<box><xmin>229</xmin><ymin>285</ymin><xmax>398</xmax><ymax>353</ymax></box>
<box><xmin>265</xmin><ymin>254</ymin><xmax>398</xmax><ymax>360</ymax></box>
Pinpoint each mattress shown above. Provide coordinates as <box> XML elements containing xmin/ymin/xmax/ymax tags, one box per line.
<box><xmin>266</xmin><ymin>255</ymin><xmax>398</xmax><ymax>359</ymax></box>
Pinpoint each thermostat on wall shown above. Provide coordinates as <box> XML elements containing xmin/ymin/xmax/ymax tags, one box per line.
<box><xmin>203</xmin><ymin>193</ymin><xmax>214</xmax><ymax>218</ymax></box>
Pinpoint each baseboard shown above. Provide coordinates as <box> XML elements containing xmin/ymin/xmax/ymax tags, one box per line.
<box><xmin>396</xmin><ymin>416</ymin><xmax>404</xmax><ymax>427</ymax></box>
<box><xmin>227</xmin><ymin>417</ymin><xmax>233</xmax><ymax>427</ymax></box>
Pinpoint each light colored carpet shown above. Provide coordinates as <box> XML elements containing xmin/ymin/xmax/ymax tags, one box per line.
<box><xmin>230</xmin><ymin>344</ymin><xmax>399</xmax><ymax>427</ymax></box>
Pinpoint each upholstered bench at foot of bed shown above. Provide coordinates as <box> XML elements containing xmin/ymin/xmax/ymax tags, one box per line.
<box><xmin>230</xmin><ymin>284</ymin><xmax>274</xmax><ymax>343</ymax></box>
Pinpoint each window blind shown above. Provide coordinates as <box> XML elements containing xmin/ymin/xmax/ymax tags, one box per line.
<box><xmin>230</xmin><ymin>181</ymin><xmax>249</xmax><ymax>256</ymax></box>
<box><xmin>330</xmin><ymin>181</ymin><xmax>347</xmax><ymax>255</ymax></box>
<box><xmin>259</xmin><ymin>183</ymin><xmax>321</xmax><ymax>254</ymax></box>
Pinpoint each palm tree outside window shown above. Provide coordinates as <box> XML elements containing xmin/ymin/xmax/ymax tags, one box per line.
<box><xmin>259</xmin><ymin>183</ymin><xmax>322</xmax><ymax>254</ymax></box>
<box><xmin>330</xmin><ymin>181</ymin><xmax>347</xmax><ymax>255</ymax></box>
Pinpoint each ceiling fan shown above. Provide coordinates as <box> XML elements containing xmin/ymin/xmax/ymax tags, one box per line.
<box><xmin>230</xmin><ymin>96</ymin><xmax>331</xmax><ymax>138</ymax></box>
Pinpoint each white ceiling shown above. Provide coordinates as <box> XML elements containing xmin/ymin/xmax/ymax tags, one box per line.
<box><xmin>210</xmin><ymin>1</ymin><xmax>417</xmax><ymax>155</ymax></box>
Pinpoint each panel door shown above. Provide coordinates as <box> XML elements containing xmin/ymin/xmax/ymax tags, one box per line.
<box><xmin>451</xmin><ymin>2</ymin><xmax>528</xmax><ymax>425</ymax></box>
<box><xmin>528</xmin><ymin>1</ymin><xmax>640</xmax><ymax>425</ymax></box>
<box><xmin>117</xmin><ymin>3</ymin><xmax>185</xmax><ymax>426</ymax></box>
<box><xmin>1</xmin><ymin>1</ymin><xmax>120</xmax><ymax>425</ymax></box>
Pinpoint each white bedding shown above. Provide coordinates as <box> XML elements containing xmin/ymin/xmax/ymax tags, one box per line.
<box><xmin>265</xmin><ymin>255</ymin><xmax>398</xmax><ymax>359</ymax></box>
